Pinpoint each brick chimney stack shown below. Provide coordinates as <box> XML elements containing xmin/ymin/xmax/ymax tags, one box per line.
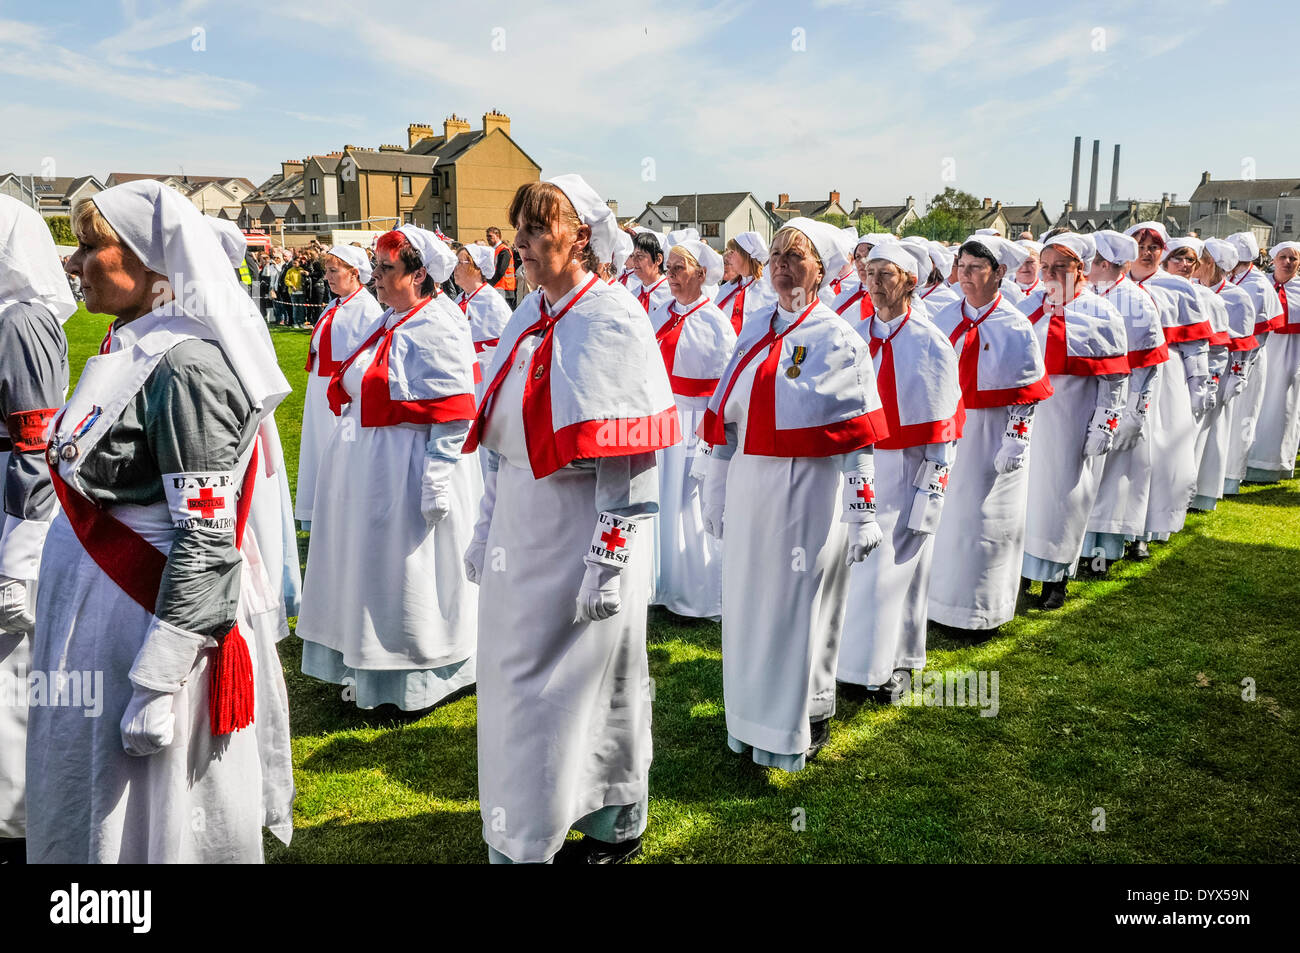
<box><xmin>408</xmin><ymin>123</ymin><xmax>433</xmax><ymax>148</ymax></box>
<box><xmin>482</xmin><ymin>110</ymin><xmax>511</xmax><ymax>137</ymax></box>
<box><xmin>443</xmin><ymin>114</ymin><xmax>471</xmax><ymax>140</ymax></box>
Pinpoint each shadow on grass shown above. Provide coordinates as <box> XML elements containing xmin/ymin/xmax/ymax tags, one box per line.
<box><xmin>1225</xmin><ymin>484</ymin><xmax>1300</xmax><ymax>507</ymax></box>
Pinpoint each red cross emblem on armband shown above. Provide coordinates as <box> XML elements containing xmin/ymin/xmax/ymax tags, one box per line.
<box><xmin>600</xmin><ymin>527</ymin><xmax>627</xmax><ymax>552</ymax></box>
<box><xmin>1105</xmin><ymin>415</ymin><xmax>1119</xmax><ymax>431</ymax></box>
<box><xmin>1013</xmin><ymin>420</ymin><xmax>1029</xmax><ymax>436</ymax></box>
<box><xmin>856</xmin><ymin>483</ymin><xmax>875</xmax><ymax>504</ymax></box>
<box><xmin>188</xmin><ymin>487</ymin><xmax>226</xmax><ymax>516</ymax></box>
<box><xmin>937</xmin><ymin>471</ymin><xmax>949</xmax><ymax>490</ymax></box>
<box><xmin>1231</xmin><ymin>361</ymin><xmax>1244</xmax><ymax>374</ymax></box>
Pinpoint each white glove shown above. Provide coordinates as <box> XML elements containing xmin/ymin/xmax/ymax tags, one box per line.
<box><xmin>464</xmin><ymin>538</ymin><xmax>486</xmax><ymax>584</ymax></box>
<box><xmin>420</xmin><ymin>472</ymin><xmax>451</xmax><ymax>525</ymax></box>
<box><xmin>576</xmin><ymin>561</ymin><xmax>622</xmax><ymax>622</ymax></box>
<box><xmin>120</xmin><ymin>686</ymin><xmax>176</xmax><ymax>757</ymax></box>
<box><xmin>994</xmin><ymin>410</ymin><xmax>1032</xmax><ymax>474</ymax></box>
<box><xmin>1188</xmin><ymin>375</ymin><xmax>1212</xmax><ymax>416</ymax></box>
<box><xmin>1083</xmin><ymin>406</ymin><xmax>1120</xmax><ymax>457</ymax></box>
<box><xmin>845</xmin><ymin>521</ymin><xmax>883</xmax><ymax>564</ymax></box>
<box><xmin>1223</xmin><ymin>373</ymin><xmax>1248</xmax><ymax>399</ymax></box>
<box><xmin>906</xmin><ymin>459</ymin><xmax>950</xmax><ymax>536</ymax></box>
<box><xmin>1111</xmin><ymin>406</ymin><xmax>1147</xmax><ymax>453</ymax></box>
<box><xmin>0</xmin><ymin>576</ymin><xmax>35</xmax><ymax>633</ymax></box>
<box><xmin>702</xmin><ymin>455</ymin><xmax>729</xmax><ymax>540</ymax></box>
<box><xmin>687</xmin><ymin>440</ymin><xmax>711</xmax><ymax>491</ymax></box>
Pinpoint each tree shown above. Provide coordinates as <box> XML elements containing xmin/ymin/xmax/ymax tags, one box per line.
<box><xmin>853</xmin><ymin>213</ymin><xmax>887</xmax><ymax>237</ymax></box>
<box><xmin>927</xmin><ymin>187</ymin><xmax>981</xmax><ymax>217</ymax></box>
<box><xmin>902</xmin><ymin>208</ymin><xmax>970</xmax><ymax>244</ymax></box>
<box><xmin>46</xmin><ymin>215</ymin><xmax>75</xmax><ymax>246</ymax></box>
<box><xmin>815</xmin><ymin>212</ymin><xmax>850</xmax><ymax>230</ymax></box>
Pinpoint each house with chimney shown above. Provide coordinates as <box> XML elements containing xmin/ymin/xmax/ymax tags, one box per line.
<box><xmin>1187</xmin><ymin>171</ymin><xmax>1300</xmax><ymax>244</ymax></box>
<box><xmin>105</xmin><ymin>172</ymin><xmax>256</xmax><ymax>220</ymax></box>
<box><xmin>1055</xmin><ymin>194</ymin><xmax>1188</xmax><ymax>237</ymax></box>
<box><xmin>633</xmin><ymin>192</ymin><xmax>775</xmax><ymax>250</ymax></box>
<box><xmin>999</xmin><ymin>200</ymin><xmax>1053</xmax><ymax>239</ymax></box>
<box><xmin>847</xmin><ymin>197</ymin><xmax>919</xmax><ymax>234</ymax></box>
<box><xmin>241</xmin><ymin>159</ymin><xmax>308</xmax><ymax>230</ymax></box>
<box><xmin>766</xmin><ymin>190</ymin><xmax>850</xmax><ymax>223</ymax></box>
<box><xmin>0</xmin><ymin>172</ymin><xmax>104</xmax><ymax>217</ymax></box>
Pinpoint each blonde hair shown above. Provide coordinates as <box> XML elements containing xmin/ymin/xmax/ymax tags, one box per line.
<box><xmin>668</xmin><ymin>245</ymin><xmax>703</xmax><ymax>275</ymax></box>
<box><xmin>725</xmin><ymin>239</ymin><xmax>763</xmax><ymax>279</ymax></box>
<box><xmin>770</xmin><ymin>227</ymin><xmax>824</xmax><ymax>285</ymax></box>
<box><xmin>72</xmin><ymin>198</ymin><xmax>119</xmax><ymax>246</ymax></box>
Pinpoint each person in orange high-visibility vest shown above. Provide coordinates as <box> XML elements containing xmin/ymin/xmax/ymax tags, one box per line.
<box><xmin>486</xmin><ymin>226</ymin><xmax>517</xmax><ymax>306</ymax></box>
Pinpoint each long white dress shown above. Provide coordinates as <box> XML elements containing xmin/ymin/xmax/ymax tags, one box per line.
<box><xmin>927</xmin><ymin>294</ymin><xmax>1051</xmax><ymax>628</ymax></box>
<box><xmin>704</xmin><ymin>298</ymin><xmax>888</xmax><ymax>766</ymax></box>
<box><xmin>468</xmin><ymin>275</ymin><xmax>674</xmax><ymax>863</ymax></box>
<box><xmin>297</xmin><ymin>298</ymin><xmax>481</xmax><ymax>710</ymax></box>
<box><xmin>1192</xmin><ymin>281</ymin><xmax>1257</xmax><ymax>510</ymax></box>
<box><xmin>1223</xmin><ymin>265</ymin><xmax>1281</xmax><ymax>493</ymax></box>
<box><xmin>1247</xmin><ymin>275</ymin><xmax>1300</xmax><ymax>481</ymax></box>
<box><xmin>838</xmin><ymin>306</ymin><xmax>962</xmax><ymax>688</ymax></box>
<box><xmin>648</xmin><ymin>295</ymin><xmax>735</xmax><ymax>618</ymax></box>
<box><xmin>295</xmin><ymin>287</ymin><xmax>383</xmax><ymax>524</ymax></box>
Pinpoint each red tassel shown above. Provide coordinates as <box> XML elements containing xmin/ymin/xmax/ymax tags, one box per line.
<box><xmin>210</xmin><ymin>624</ymin><xmax>255</xmax><ymax>736</ymax></box>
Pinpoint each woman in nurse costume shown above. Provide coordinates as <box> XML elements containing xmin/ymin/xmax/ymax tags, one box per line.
<box><xmin>1190</xmin><ymin>239</ymin><xmax>1260</xmax><ymax>511</ymax></box>
<box><xmin>837</xmin><ymin>242</ymin><xmax>962</xmax><ymax>700</ymax></box>
<box><xmin>1019</xmin><ymin>234</ymin><xmax>1127</xmax><ymax>609</ymax></box>
<box><xmin>1124</xmin><ymin>222</ymin><xmax>1211</xmax><ymax>545</ymax></box>
<box><xmin>452</xmin><ymin>242</ymin><xmax>512</xmax><ymax>400</ymax></box>
<box><xmin>648</xmin><ymin>240</ymin><xmax>735</xmax><ymax>619</ymax></box>
<box><xmin>629</xmin><ymin>230</ymin><xmax>671</xmax><ymax>313</ymax></box>
<box><xmin>1081</xmin><ymin>231</ymin><xmax>1167</xmax><ymax>567</ymax></box>
<box><xmin>0</xmin><ymin>197</ymin><xmax>73</xmax><ymax>858</ymax></box>
<box><xmin>700</xmin><ymin>217</ymin><xmax>888</xmax><ymax>770</ymax></box>
<box><xmin>297</xmin><ymin>226</ymin><xmax>480</xmax><ymax>711</ymax></box>
<box><xmin>462</xmin><ymin>175</ymin><xmax>678</xmax><ymax>864</ymax></box>
<box><xmin>1015</xmin><ymin>240</ymin><xmax>1044</xmax><ymax>295</ymax></box>
<box><xmin>296</xmin><ymin>246</ymin><xmax>382</xmax><ymax>530</ymax></box>
<box><xmin>715</xmin><ymin>231</ymin><xmax>775</xmax><ymax>334</ymax></box>
<box><xmin>927</xmin><ymin>236</ymin><xmax>1051</xmax><ymax>632</ymax></box>
<box><xmin>31</xmin><ymin>182</ymin><xmax>294</xmax><ymax>862</ymax></box>
<box><xmin>918</xmin><ymin>241</ymin><xmax>960</xmax><ymax>311</ymax></box>
<box><xmin>1222</xmin><ymin>232</ymin><xmax>1283</xmax><ymax>494</ymax></box>
<box><xmin>834</xmin><ymin>235</ymin><xmax>877</xmax><ymax>323</ymax></box>
<box><xmin>1246</xmin><ymin>241</ymin><xmax>1300</xmax><ymax>483</ymax></box>
<box><xmin>826</xmin><ymin>226</ymin><xmax>862</xmax><ymax>306</ymax></box>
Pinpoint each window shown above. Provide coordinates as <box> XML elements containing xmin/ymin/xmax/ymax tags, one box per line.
<box><xmin>404</xmin><ymin>212</ymin><xmax>414</xmax><ymax>225</ymax></box>
<box><xmin>310</xmin><ymin>178</ymin><xmax>319</xmax><ymax>196</ymax></box>
<box><xmin>443</xmin><ymin>170</ymin><xmax>450</xmax><ymax>190</ymax></box>
<box><xmin>337</xmin><ymin>176</ymin><xmax>344</xmax><ymax>194</ymax></box>
<box><xmin>702</xmin><ymin>222</ymin><xmax>720</xmax><ymax>238</ymax></box>
<box><xmin>431</xmin><ymin>214</ymin><xmax>441</xmax><ymax>229</ymax></box>
<box><xmin>401</xmin><ymin>175</ymin><xmax>412</xmax><ymax>195</ymax></box>
<box><xmin>311</xmin><ymin>213</ymin><xmax>319</xmax><ymax>223</ymax></box>
<box><xmin>432</xmin><ymin>176</ymin><xmax>440</xmax><ymax>196</ymax></box>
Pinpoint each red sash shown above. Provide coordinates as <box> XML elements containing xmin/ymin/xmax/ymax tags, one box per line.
<box><xmin>1274</xmin><ymin>281</ymin><xmax>1299</xmax><ymax>334</ymax></box>
<box><xmin>48</xmin><ymin>438</ymin><xmax>260</xmax><ymax>736</ymax></box>
<box><xmin>458</xmin><ymin>284</ymin><xmax>485</xmax><ymax>314</ymax></box>
<box><xmin>637</xmin><ymin>277</ymin><xmax>666</xmax><ymax>313</ymax></box>
<box><xmin>717</xmin><ymin>280</ymin><xmax>749</xmax><ymax>335</ymax></box>
<box><xmin>655</xmin><ymin>299</ymin><xmax>718</xmax><ymax>398</ymax></box>
<box><xmin>305</xmin><ymin>288</ymin><xmax>360</xmax><ymax>376</ymax></box>
<box><xmin>869</xmin><ymin>311</ymin><xmax>965</xmax><ymax>449</ymax></box>
<box><xmin>835</xmin><ymin>288</ymin><xmax>875</xmax><ymax>321</ymax></box>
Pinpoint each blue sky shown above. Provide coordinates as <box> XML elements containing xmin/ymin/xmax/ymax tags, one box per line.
<box><xmin>2</xmin><ymin>0</ymin><xmax>1294</xmax><ymax>219</ymax></box>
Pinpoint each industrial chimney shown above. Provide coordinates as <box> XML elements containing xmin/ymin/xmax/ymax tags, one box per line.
<box><xmin>1110</xmin><ymin>144</ymin><xmax>1120</xmax><ymax>206</ymax></box>
<box><xmin>1069</xmin><ymin>136</ymin><xmax>1081</xmax><ymax>209</ymax></box>
<box><xmin>1088</xmin><ymin>139</ymin><xmax>1100</xmax><ymax>210</ymax></box>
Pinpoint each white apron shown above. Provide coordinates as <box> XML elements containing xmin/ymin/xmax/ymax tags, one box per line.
<box><xmin>1086</xmin><ymin>383</ymin><xmax>1154</xmax><ymax>540</ymax></box>
<box><xmin>26</xmin><ymin>342</ymin><xmax>293</xmax><ymax>863</ymax></box>
<box><xmin>1144</xmin><ymin>347</ymin><xmax>1199</xmax><ymax>535</ymax></box>
<box><xmin>928</xmin><ymin>408</ymin><xmax>1029</xmax><ymax>628</ymax></box>
<box><xmin>838</xmin><ymin>444</ymin><xmax>932</xmax><ymax>687</ymax></box>
<box><xmin>652</xmin><ymin>394</ymin><xmax>721</xmax><ymax>618</ymax></box>
<box><xmin>1226</xmin><ymin>344</ymin><xmax>1268</xmax><ymax>487</ymax></box>
<box><xmin>1247</xmin><ymin>331</ymin><xmax>1300</xmax><ymax>478</ymax></box>
<box><xmin>0</xmin><ymin>441</ymin><xmax>28</xmax><ymax>838</ymax></box>
<box><xmin>1193</xmin><ymin>375</ymin><xmax>1234</xmax><ymax>507</ymax></box>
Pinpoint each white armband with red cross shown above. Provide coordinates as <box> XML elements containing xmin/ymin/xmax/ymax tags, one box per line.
<box><xmin>162</xmin><ymin>471</ymin><xmax>238</xmax><ymax>534</ymax></box>
<box><xmin>842</xmin><ymin>467</ymin><xmax>877</xmax><ymax>523</ymax></box>
<box><xmin>587</xmin><ymin>511</ymin><xmax>639</xmax><ymax>569</ymax></box>
<box><xmin>1004</xmin><ymin>412</ymin><xmax>1033</xmax><ymax>443</ymax></box>
<box><xmin>913</xmin><ymin>459</ymin><xmax>951</xmax><ymax>496</ymax></box>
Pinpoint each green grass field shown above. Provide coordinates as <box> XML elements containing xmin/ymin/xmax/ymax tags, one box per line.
<box><xmin>65</xmin><ymin>306</ymin><xmax>1300</xmax><ymax>863</ymax></box>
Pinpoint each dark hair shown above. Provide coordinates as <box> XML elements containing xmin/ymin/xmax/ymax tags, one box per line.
<box><xmin>486</xmin><ymin>226</ymin><xmax>502</xmax><ymax>239</ymax></box>
<box><xmin>957</xmin><ymin>241</ymin><xmax>999</xmax><ymax>270</ymax></box>
<box><xmin>632</xmin><ymin>232</ymin><xmax>664</xmax><ymax>273</ymax></box>
<box><xmin>375</xmin><ymin>230</ymin><xmax>436</xmax><ymax>296</ymax></box>
<box><xmin>508</xmin><ymin>182</ymin><xmax>601</xmax><ymax>273</ymax></box>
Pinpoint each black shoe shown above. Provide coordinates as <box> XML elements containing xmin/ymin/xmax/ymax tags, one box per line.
<box><xmin>1019</xmin><ymin>575</ymin><xmax>1033</xmax><ymax>595</ymax></box>
<box><xmin>554</xmin><ymin>835</ymin><xmax>642</xmax><ymax>865</ymax></box>
<box><xmin>1039</xmin><ymin>579</ymin><xmax>1067</xmax><ymax>610</ymax></box>
<box><xmin>1126</xmin><ymin>540</ymin><xmax>1150</xmax><ymax>561</ymax></box>
<box><xmin>836</xmin><ymin>680</ymin><xmax>871</xmax><ymax>703</ymax></box>
<box><xmin>869</xmin><ymin>669</ymin><xmax>912</xmax><ymax>704</ymax></box>
<box><xmin>806</xmin><ymin>717</ymin><xmax>831</xmax><ymax>761</ymax></box>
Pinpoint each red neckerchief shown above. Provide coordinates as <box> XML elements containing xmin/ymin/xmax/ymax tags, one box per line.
<box><xmin>637</xmin><ymin>277</ymin><xmax>666</xmax><ymax>312</ymax></box>
<box><xmin>1024</xmin><ymin>289</ymin><xmax>1082</xmax><ymax>374</ymax></box>
<box><xmin>920</xmin><ymin>283</ymin><xmax>944</xmax><ymax>300</ymax></box>
<box><xmin>948</xmin><ymin>295</ymin><xmax>1002</xmax><ymax>400</ymax></box>
<box><xmin>327</xmin><ymin>297</ymin><xmax>431</xmax><ymax>415</ymax></box>
<box><xmin>704</xmin><ymin>300</ymin><xmax>818</xmax><ymax>444</ymax></box>
<box><xmin>1231</xmin><ymin>265</ymin><xmax>1254</xmax><ymax>285</ymax></box>
<box><xmin>458</xmin><ymin>283</ymin><xmax>485</xmax><ymax>314</ymax></box>
<box><xmin>656</xmin><ymin>298</ymin><xmax>716</xmax><ymax>397</ymax></box>
<box><xmin>717</xmin><ymin>278</ymin><xmax>751</xmax><ymax>335</ymax></box>
<box><xmin>835</xmin><ymin>287</ymin><xmax>867</xmax><ymax>317</ymax></box>
<box><xmin>306</xmin><ymin>288</ymin><xmax>361</xmax><ymax>375</ymax></box>
<box><xmin>98</xmin><ymin>320</ymin><xmax>113</xmax><ymax>355</ymax></box>
<box><xmin>463</xmin><ymin>274</ymin><xmax>601</xmax><ymax>471</ymax></box>
<box><xmin>1018</xmin><ymin>278</ymin><xmax>1040</xmax><ymax>294</ymax></box>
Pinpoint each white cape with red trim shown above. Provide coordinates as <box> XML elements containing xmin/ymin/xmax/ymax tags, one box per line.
<box><xmin>1142</xmin><ymin>272</ymin><xmax>1209</xmax><ymax>337</ymax></box>
<box><xmin>649</xmin><ymin>297</ymin><xmax>737</xmax><ymax>383</ymax></box>
<box><xmin>462</xmin><ymin>284</ymin><xmax>512</xmax><ymax>347</ymax></box>
<box><xmin>864</xmin><ymin>309</ymin><xmax>964</xmax><ymax>441</ymax></box>
<box><xmin>1020</xmin><ymin>289</ymin><xmax>1129</xmax><ymax>366</ymax></box>
<box><xmin>1215</xmin><ymin>283</ymin><xmax>1257</xmax><ymax>341</ymax></box>
<box><xmin>705</xmin><ymin>300</ymin><xmax>885</xmax><ymax>453</ymax></box>
<box><xmin>928</xmin><ymin>296</ymin><xmax>1048</xmax><ymax>397</ymax></box>
<box><xmin>1232</xmin><ymin>267</ymin><xmax>1284</xmax><ymax>333</ymax></box>
<box><xmin>1191</xmin><ymin>284</ymin><xmax>1230</xmax><ymax>338</ymax></box>
<box><xmin>383</xmin><ymin>295</ymin><xmax>478</xmax><ymax>403</ymax></box>
<box><xmin>480</xmin><ymin>280</ymin><xmax>676</xmax><ymax>449</ymax></box>
<box><xmin>1094</xmin><ymin>278</ymin><xmax>1166</xmax><ymax>360</ymax></box>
